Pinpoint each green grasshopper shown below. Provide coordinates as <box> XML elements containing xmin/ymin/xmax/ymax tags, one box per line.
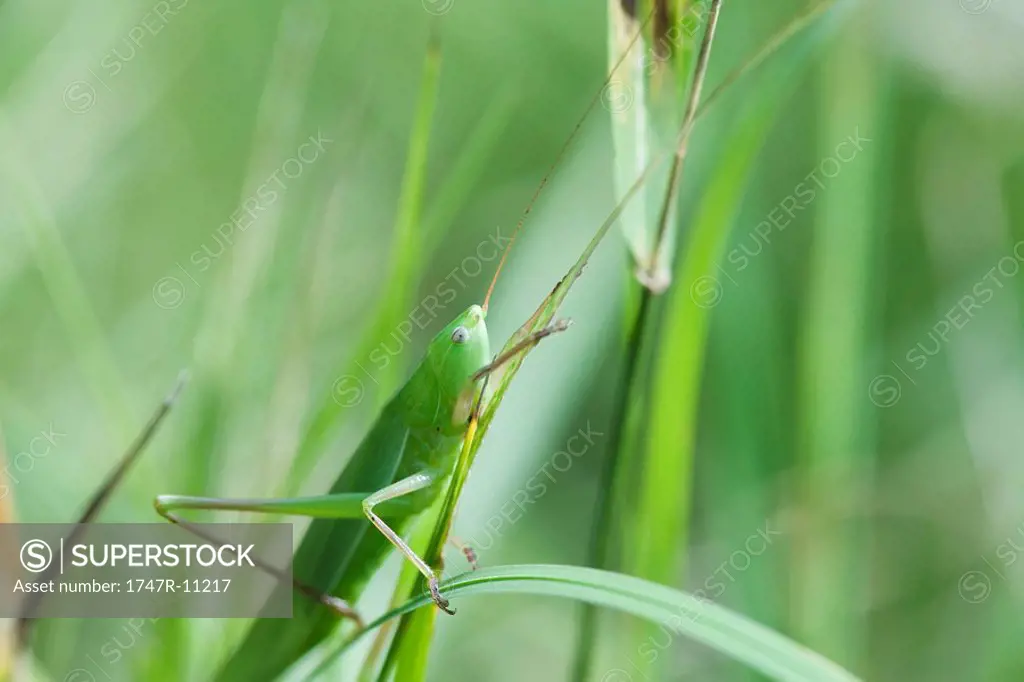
<box><xmin>154</xmin><ymin>303</ymin><xmax>569</xmax><ymax>682</ymax></box>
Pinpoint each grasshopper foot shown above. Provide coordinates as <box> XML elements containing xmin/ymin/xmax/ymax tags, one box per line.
<box><xmin>429</xmin><ymin>577</ymin><xmax>456</xmax><ymax>615</ymax></box>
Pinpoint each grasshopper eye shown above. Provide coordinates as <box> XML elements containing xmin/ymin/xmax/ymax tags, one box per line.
<box><xmin>451</xmin><ymin>326</ymin><xmax>470</xmax><ymax>344</ymax></box>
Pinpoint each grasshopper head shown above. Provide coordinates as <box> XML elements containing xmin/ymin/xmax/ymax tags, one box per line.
<box><xmin>430</xmin><ymin>304</ymin><xmax>490</xmax><ymax>379</ymax></box>
<box><xmin>426</xmin><ymin>304</ymin><xmax>491</xmax><ymax>427</ymax></box>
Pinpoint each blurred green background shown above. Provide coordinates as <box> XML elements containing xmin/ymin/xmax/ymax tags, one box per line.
<box><xmin>2</xmin><ymin>0</ymin><xmax>1024</xmax><ymax>680</ymax></box>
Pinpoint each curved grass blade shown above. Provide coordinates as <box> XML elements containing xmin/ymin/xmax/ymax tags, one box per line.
<box><xmin>337</xmin><ymin>564</ymin><xmax>861</xmax><ymax>682</ymax></box>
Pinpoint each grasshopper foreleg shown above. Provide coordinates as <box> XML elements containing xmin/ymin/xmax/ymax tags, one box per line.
<box><xmin>471</xmin><ymin>319</ymin><xmax>572</xmax><ymax>382</ymax></box>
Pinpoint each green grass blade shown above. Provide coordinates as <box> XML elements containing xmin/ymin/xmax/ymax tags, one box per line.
<box><xmin>281</xmin><ymin>35</ymin><xmax>442</xmax><ymax>494</ymax></box>
<box><xmin>340</xmin><ymin>564</ymin><xmax>860</xmax><ymax>682</ymax></box>
<box><xmin>572</xmin><ymin>285</ymin><xmax>655</xmax><ymax>682</ymax></box>
<box><xmin>793</xmin><ymin>8</ymin><xmax>880</xmax><ymax>669</ymax></box>
<box><xmin>388</xmin><ymin>599</ymin><xmax>436</xmax><ymax>682</ymax></box>
<box><xmin>624</xmin><ymin>5</ymin><xmax>847</xmax><ymax>676</ymax></box>
<box><xmin>631</xmin><ymin>70</ymin><xmax>785</xmax><ymax>577</ymax></box>
<box><xmin>624</xmin><ymin>75</ymin><xmax>785</xmax><ymax>678</ymax></box>
<box><xmin>374</xmin><ymin>32</ymin><xmax>443</xmax><ymax>394</ymax></box>
<box><xmin>573</xmin><ymin>4</ymin><xmax>721</xmax><ymax>678</ymax></box>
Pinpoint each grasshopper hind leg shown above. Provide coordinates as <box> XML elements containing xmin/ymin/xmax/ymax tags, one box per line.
<box><xmin>153</xmin><ymin>494</ymin><xmax>366</xmax><ymax>626</ymax></box>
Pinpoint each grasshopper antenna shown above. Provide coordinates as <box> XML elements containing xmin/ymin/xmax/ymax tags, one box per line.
<box><xmin>480</xmin><ymin>7</ymin><xmax>656</xmax><ymax>313</ymax></box>
<box><xmin>72</xmin><ymin>370</ymin><xmax>189</xmax><ymax>527</ymax></box>
<box><xmin>17</xmin><ymin>370</ymin><xmax>189</xmax><ymax>642</ymax></box>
